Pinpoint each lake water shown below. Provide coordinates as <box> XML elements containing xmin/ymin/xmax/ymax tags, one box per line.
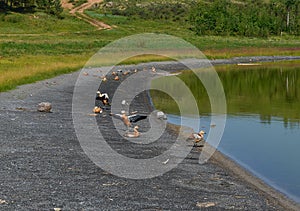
<box><xmin>151</xmin><ymin>62</ymin><xmax>300</xmax><ymax>203</ymax></box>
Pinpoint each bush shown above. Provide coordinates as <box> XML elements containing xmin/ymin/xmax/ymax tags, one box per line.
<box><xmin>4</xmin><ymin>13</ymin><xmax>23</xmax><ymax>23</ymax></box>
<box><xmin>189</xmin><ymin>0</ymin><xmax>300</xmax><ymax>37</ymax></box>
<box><xmin>99</xmin><ymin>1</ymin><xmax>190</xmax><ymax>22</ymax></box>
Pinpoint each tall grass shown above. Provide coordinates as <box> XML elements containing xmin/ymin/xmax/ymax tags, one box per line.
<box><xmin>0</xmin><ymin>12</ymin><xmax>94</xmax><ymax>34</ymax></box>
<box><xmin>0</xmin><ymin>55</ymin><xmax>89</xmax><ymax>92</ymax></box>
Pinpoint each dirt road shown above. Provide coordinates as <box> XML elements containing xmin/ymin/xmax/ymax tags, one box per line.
<box><xmin>61</xmin><ymin>0</ymin><xmax>112</xmax><ymax>30</ymax></box>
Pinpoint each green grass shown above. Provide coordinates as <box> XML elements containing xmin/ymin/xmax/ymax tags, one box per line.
<box><xmin>0</xmin><ymin>10</ymin><xmax>300</xmax><ymax>92</ymax></box>
<box><xmin>120</xmin><ymin>54</ymin><xmax>175</xmax><ymax>65</ymax></box>
<box><xmin>0</xmin><ymin>12</ymin><xmax>95</xmax><ymax>33</ymax></box>
<box><xmin>86</xmin><ymin>10</ymin><xmax>300</xmax><ymax>58</ymax></box>
<box><xmin>0</xmin><ymin>12</ymin><xmax>104</xmax><ymax>91</ymax></box>
<box><xmin>0</xmin><ymin>54</ymin><xmax>89</xmax><ymax>92</ymax></box>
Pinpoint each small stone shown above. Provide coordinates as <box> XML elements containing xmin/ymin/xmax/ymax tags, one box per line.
<box><xmin>157</xmin><ymin>111</ymin><xmax>167</xmax><ymax>120</ymax></box>
<box><xmin>235</xmin><ymin>195</ymin><xmax>246</xmax><ymax>199</ymax></box>
<box><xmin>162</xmin><ymin>159</ymin><xmax>169</xmax><ymax>164</ymax></box>
<box><xmin>0</xmin><ymin>199</ymin><xmax>7</xmax><ymax>204</ymax></box>
<box><xmin>37</xmin><ymin>102</ymin><xmax>52</xmax><ymax>112</ymax></box>
<box><xmin>16</xmin><ymin>107</ymin><xmax>27</xmax><ymax>111</ymax></box>
<box><xmin>196</xmin><ymin>202</ymin><xmax>216</xmax><ymax>208</ymax></box>
<box><xmin>53</xmin><ymin>208</ymin><xmax>61</xmax><ymax>211</ymax></box>
<box><xmin>88</xmin><ymin>113</ymin><xmax>98</xmax><ymax>116</ymax></box>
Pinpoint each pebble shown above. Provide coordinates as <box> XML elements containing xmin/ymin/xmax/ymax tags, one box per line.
<box><xmin>37</xmin><ymin>102</ymin><xmax>52</xmax><ymax>112</ymax></box>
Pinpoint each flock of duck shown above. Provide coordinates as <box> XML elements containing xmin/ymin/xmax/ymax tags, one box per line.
<box><xmin>92</xmin><ymin>67</ymin><xmax>155</xmax><ymax>138</ymax></box>
<box><xmin>91</xmin><ymin>67</ymin><xmax>205</xmax><ymax>143</ymax></box>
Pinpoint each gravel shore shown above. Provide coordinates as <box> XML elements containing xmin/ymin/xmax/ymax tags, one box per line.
<box><xmin>0</xmin><ymin>57</ymin><xmax>299</xmax><ymax>210</ymax></box>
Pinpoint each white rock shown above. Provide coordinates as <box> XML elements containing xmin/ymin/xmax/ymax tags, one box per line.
<box><xmin>157</xmin><ymin>111</ymin><xmax>167</xmax><ymax>120</ymax></box>
<box><xmin>37</xmin><ymin>102</ymin><xmax>52</xmax><ymax>112</ymax></box>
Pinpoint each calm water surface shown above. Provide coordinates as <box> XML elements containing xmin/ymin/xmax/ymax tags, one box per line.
<box><xmin>152</xmin><ymin>63</ymin><xmax>300</xmax><ymax>203</ymax></box>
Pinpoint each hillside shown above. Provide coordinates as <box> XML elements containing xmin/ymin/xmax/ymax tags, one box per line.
<box><xmin>94</xmin><ymin>0</ymin><xmax>300</xmax><ymax>37</ymax></box>
<box><xmin>0</xmin><ymin>0</ymin><xmax>300</xmax><ymax>92</ymax></box>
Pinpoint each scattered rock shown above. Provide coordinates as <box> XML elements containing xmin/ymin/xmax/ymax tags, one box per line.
<box><xmin>196</xmin><ymin>202</ymin><xmax>216</xmax><ymax>208</ymax></box>
<box><xmin>210</xmin><ymin>176</ymin><xmax>222</xmax><ymax>181</ymax></box>
<box><xmin>15</xmin><ymin>107</ymin><xmax>27</xmax><ymax>111</ymax></box>
<box><xmin>162</xmin><ymin>159</ymin><xmax>169</xmax><ymax>164</ymax></box>
<box><xmin>102</xmin><ymin>182</ymin><xmax>120</xmax><ymax>187</ymax></box>
<box><xmin>37</xmin><ymin>102</ymin><xmax>52</xmax><ymax>112</ymax></box>
<box><xmin>235</xmin><ymin>195</ymin><xmax>246</xmax><ymax>199</ymax></box>
<box><xmin>157</xmin><ymin>111</ymin><xmax>167</xmax><ymax>120</ymax></box>
<box><xmin>88</xmin><ymin>113</ymin><xmax>98</xmax><ymax>116</ymax></box>
<box><xmin>0</xmin><ymin>199</ymin><xmax>7</xmax><ymax>204</ymax></box>
<box><xmin>121</xmin><ymin>100</ymin><xmax>126</xmax><ymax>105</ymax></box>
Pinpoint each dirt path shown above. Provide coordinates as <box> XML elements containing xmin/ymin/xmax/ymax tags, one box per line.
<box><xmin>61</xmin><ymin>0</ymin><xmax>112</xmax><ymax>30</ymax></box>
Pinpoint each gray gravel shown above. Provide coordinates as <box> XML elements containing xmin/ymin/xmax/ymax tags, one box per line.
<box><xmin>1</xmin><ymin>57</ymin><xmax>300</xmax><ymax>210</ymax></box>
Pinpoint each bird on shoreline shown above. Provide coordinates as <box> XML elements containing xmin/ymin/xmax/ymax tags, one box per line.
<box><xmin>123</xmin><ymin>70</ymin><xmax>130</xmax><ymax>76</ymax></box>
<box><xmin>93</xmin><ymin>106</ymin><xmax>103</xmax><ymax>113</ymax></box>
<box><xmin>191</xmin><ymin>130</ymin><xmax>206</xmax><ymax>143</ymax></box>
<box><xmin>110</xmin><ymin>111</ymin><xmax>148</xmax><ymax>128</ymax></box>
<box><xmin>96</xmin><ymin>91</ymin><xmax>110</xmax><ymax>106</ymax></box>
<box><xmin>101</xmin><ymin>76</ymin><xmax>107</xmax><ymax>82</ymax></box>
<box><xmin>124</xmin><ymin>126</ymin><xmax>140</xmax><ymax>138</ymax></box>
<box><xmin>152</xmin><ymin>66</ymin><xmax>156</xmax><ymax>73</ymax></box>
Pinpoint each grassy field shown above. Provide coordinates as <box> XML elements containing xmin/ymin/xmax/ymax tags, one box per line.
<box><xmin>0</xmin><ymin>55</ymin><xmax>88</xmax><ymax>92</ymax></box>
<box><xmin>0</xmin><ymin>10</ymin><xmax>300</xmax><ymax>92</ymax></box>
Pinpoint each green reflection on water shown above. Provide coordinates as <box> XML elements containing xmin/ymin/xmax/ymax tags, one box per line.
<box><xmin>151</xmin><ymin>62</ymin><xmax>300</xmax><ymax>124</ymax></box>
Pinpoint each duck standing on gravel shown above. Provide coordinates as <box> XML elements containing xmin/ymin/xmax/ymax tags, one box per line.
<box><xmin>96</xmin><ymin>91</ymin><xmax>110</xmax><ymax>106</ymax></box>
<box><xmin>93</xmin><ymin>106</ymin><xmax>103</xmax><ymax>114</ymax></box>
<box><xmin>191</xmin><ymin>130</ymin><xmax>206</xmax><ymax>143</ymax></box>
<box><xmin>110</xmin><ymin>111</ymin><xmax>148</xmax><ymax>128</ymax></box>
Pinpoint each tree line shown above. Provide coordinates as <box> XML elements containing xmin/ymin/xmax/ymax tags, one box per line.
<box><xmin>0</xmin><ymin>0</ymin><xmax>63</xmax><ymax>17</ymax></box>
<box><xmin>189</xmin><ymin>0</ymin><xmax>300</xmax><ymax>37</ymax></box>
<box><xmin>1</xmin><ymin>0</ymin><xmax>299</xmax><ymax>36</ymax></box>
<box><xmin>100</xmin><ymin>0</ymin><xmax>299</xmax><ymax>37</ymax></box>
<box><xmin>100</xmin><ymin>0</ymin><xmax>190</xmax><ymax>22</ymax></box>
